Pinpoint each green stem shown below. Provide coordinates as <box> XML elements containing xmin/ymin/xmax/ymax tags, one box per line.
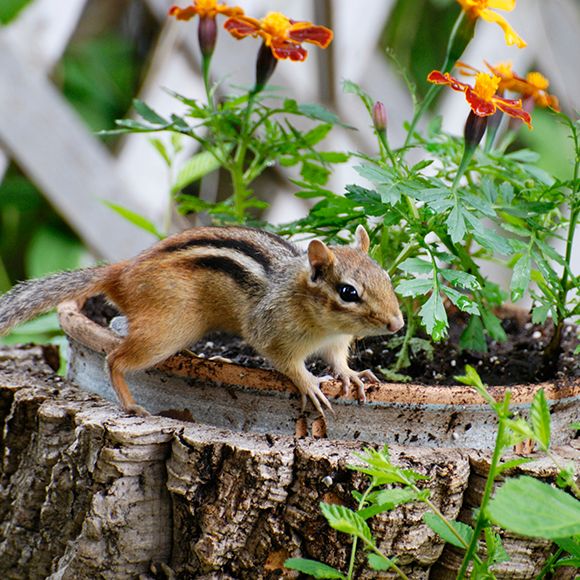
<box><xmin>230</xmin><ymin>92</ymin><xmax>258</xmax><ymax>222</ymax></box>
<box><xmin>536</xmin><ymin>547</ymin><xmax>564</xmax><ymax>580</ymax></box>
<box><xmin>202</xmin><ymin>55</ymin><xmax>213</xmax><ymax>110</ymax></box>
<box><xmin>394</xmin><ymin>304</ymin><xmax>416</xmax><ymax>372</ymax></box>
<box><xmin>457</xmin><ymin>409</ymin><xmax>507</xmax><ymax>579</ymax></box>
<box><xmin>452</xmin><ymin>142</ymin><xmax>477</xmax><ymax>192</ymax></box>
<box><xmin>544</xmin><ymin>123</ymin><xmax>579</xmax><ymax>360</ymax></box>
<box><xmin>547</xmin><ymin>449</ymin><xmax>580</xmax><ymax>498</ymax></box>
<box><xmin>347</xmin><ymin>485</ymin><xmax>373</xmax><ymax>579</ymax></box>
<box><xmin>377</xmin><ymin>130</ymin><xmax>400</xmax><ymax>175</ymax></box>
<box><xmin>359</xmin><ymin>537</ymin><xmax>410</xmax><ymax>580</ymax></box>
<box><xmin>403</xmin><ymin>11</ymin><xmax>470</xmax><ymax>150</ymax></box>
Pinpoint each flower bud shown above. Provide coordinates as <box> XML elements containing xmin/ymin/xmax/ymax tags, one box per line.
<box><xmin>198</xmin><ymin>16</ymin><xmax>217</xmax><ymax>58</ymax></box>
<box><xmin>372</xmin><ymin>101</ymin><xmax>387</xmax><ymax>133</ymax></box>
<box><xmin>254</xmin><ymin>42</ymin><xmax>278</xmax><ymax>94</ymax></box>
<box><xmin>463</xmin><ymin>110</ymin><xmax>488</xmax><ymax>149</ymax></box>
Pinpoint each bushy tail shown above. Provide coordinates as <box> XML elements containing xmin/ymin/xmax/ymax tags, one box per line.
<box><xmin>0</xmin><ymin>267</ymin><xmax>108</xmax><ymax>335</ymax></box>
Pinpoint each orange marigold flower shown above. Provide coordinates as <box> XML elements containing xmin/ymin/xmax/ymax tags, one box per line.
<box><xmin>427</xmin><ymin>70</ymin><xmax>532</xmax><ymax>128</ymax></box>
<box><xmin>223</xmin><ymin>11</ymin><xmax>333</xmax><ymax>61</ymax></box>
<box><xmin>458</xmin><ymin>61</ymin><xmax>560</xmax><ymax>111</ymax></box>
<box><xmin>169</xmin><ymin>0</ymin><xmax>243</xmax><ymax>21</ymax></box>
<box><xmin>487</xmin><ymin>62</ymin><xmax>560</xmax><ymax>111</ymax></box>
<box><xmin>456</xmin><ymin>0</ymin><xmax>526</xmax><ymax>48</ymax></box>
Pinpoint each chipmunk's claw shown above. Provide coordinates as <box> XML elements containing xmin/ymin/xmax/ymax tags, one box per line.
<box><xmin>337</xmin><ymin>369</ymin><xmax>380</xmax><ymax>402</ymax></box>
<box><xmin>301</xmin><ymin>376</ymin><xmax>334</xmax><ymax>417</ymax></box>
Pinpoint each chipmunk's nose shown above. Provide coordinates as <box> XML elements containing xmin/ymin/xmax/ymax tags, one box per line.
<box><xmin>388</xmin><ymin>313</ymin><xmax>405</xmax><ymax>333</ymax></box>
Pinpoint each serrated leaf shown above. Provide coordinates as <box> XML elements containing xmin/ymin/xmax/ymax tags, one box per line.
<box><xmin>172</xmin><ymin>150</ymin><xmax>223</xmax><ymax>193</ymax></box>
<box><xmin>481</xmin><ymin>310</ymin><xmax>507</xmax><ymax>342</ymax></box>
<box><xmin>510</xmin><ymin>253</ymin><xmax>532</xmax><ymax>301</ymax></box>
<box><xmin>447</xmin><ymin>203</ymin><xmax>467</xmax><ymax>243</ymax></box>
<box><xmin>423</xmin><ymin>513</ymin><xmax>473</xmax><ymax>549</ymax></box>
<box><xmin>419</xmin><ymin>291</ymin><xmax>448</xmax><ymax>341</ymax></box>
<box><xmin>487</xmin><ymin>476</ymin><xmax>580</xmax><ymax>539</ymax></box>
<box><xmin>484</xmin><ymin>528</ymin><xmax>510</xmax><ymax>565</ymax></box>
<box><xmin>460</xmin><ymin>316</ymin><xmax>487</xmax><ymax>352</ymax></box>
<box><xmin>532</xmin><ymin>303</ymin><xmax>551</xmax><ymax>325</ymax></box>
<box><xmin>320</xmin><ymin>503</ymin><xmax>374</xmax><ymax>546</ymax></box>
<box><xmin>396</xmin><ymin>278</ymin><xmax>434</xmax><ymax>297</ymax></box>
<box><xmin>358</xmin><ymin>488</ymin><xmax>418</xmax><ymax>519</ymax></box>
<box><xmin>302</xmin><ymin>123</ymin><xmax>333</xmax><ymax>146</ymax></box>
<box><xmin>104</xmin><ymin>202</ymin><xmax>163</xmax><ymax>239</ymax></box>
<box><xmin>499</xmin><ymin>181</ymin><xmax>514</xmax><ymax>204</ymax></box>
<box><xmin>342</xmin><ymin>79</ymin><xmax>373</xmax><ymax>110</ymax></box>
<box><xmin>442</xmin><ymin>287</ymin><xmax>480</xmax><ymax>315</ymax></box>
<box><xmin>368</xmin><ymin>553</ymin><xmax>396</xmax><ymax>571</ymax></box>
<box><xmin>440</xmin><ymin>269</ymin><xmax>481</xmax><ymax>290</ymax></box>
<box><xmin>398</xmin><ymin>257</ymin><xmax>433</xmax><ymax>274</ymax></box>
<box><xmin>530</xmin><ymin>388</ymin><xmax>551</xmax><ymax>451</ymax></box>
<box><xmin>301</xmin><ymin>161</ymin><xmax>331</xmax><ymax>185</ymax></box>
<box><xmin>284</xmin><ymin>558</ymin><xmax>346</xmax><ymax>579</ymax></box>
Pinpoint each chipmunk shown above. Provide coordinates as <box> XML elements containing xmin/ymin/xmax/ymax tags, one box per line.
<box><xmin>0</xmin><ymin>225</ymin><xmax>403</xmax><ymax>417</ymax></box>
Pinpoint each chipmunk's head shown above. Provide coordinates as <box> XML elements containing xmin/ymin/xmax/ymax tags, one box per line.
<box><xmin>306</xmin><ymin>225</ymin><xmax>404</xmax><ymax>337</ymax></box>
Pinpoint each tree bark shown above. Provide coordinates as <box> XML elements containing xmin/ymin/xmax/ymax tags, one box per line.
<box><xmin>0</xmin><ymin>345</ymin><xmax>576</xmax><ymax>579</ymax></box>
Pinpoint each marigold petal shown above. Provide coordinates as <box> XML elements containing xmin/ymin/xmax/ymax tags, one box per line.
<box><xmin>478</xmin><ymin>9</ymin><xmax>526</xmax><ymax>48</ymax></box>
<box><xmin>494</xmin><ymin>98</ymin><xmax>532</xmax><ymax>127</ymax></box>
<box><xmin>465</xmin><ymin>88</ymin><xmax>497</xmax><ymax>116</ymax></box>
<box><xmin>216</xmin><ymin>4</ymin><xmax>244</xmax><ymax>17</ymax></box>
<box><xmin>288</xmin><ymin>23</ymin><xmax>333</xmax><ymax>47</ymax></box>
<box><xmin>169</xmin><ymin>5</ymin><xmax>200</xmax><ymax>20</ymax></box>
<box><xmin>427</xmin><ymin>71</ymin><xmax>470</xmax><ymax>93</ymax></box>
<box><xmin>223</xmin><ymin>16</ymin><xmax>261</xmax><ymax>38</ymax></box>
<box><xmin>270</xmin><ymin>40</ymin><xmax>308</xmax><ymax>61</ymax></box>
<box><xmin>487</xmin><ymin>0</ymin><xmax>516</xmax><ymax>11</ymax></box>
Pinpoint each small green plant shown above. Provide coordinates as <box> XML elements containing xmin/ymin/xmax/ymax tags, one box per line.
<box><xmin>105</xmin><ymin>4</ymin><xmax>347</xmax><ymax>228</ymax></box>
<box><xmin>284</xmin><ymin>366</ymin><xmax>580</xmax><ymax>578</ymax></box>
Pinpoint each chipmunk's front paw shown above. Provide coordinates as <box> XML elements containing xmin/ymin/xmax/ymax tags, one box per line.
<box><xmin>126</xmin><ymin>403</ymin><xmax>151</xmax><ymax>417</ymax></box>
<box><xmin>301</xmin><ymin>376</ymin><xmax>334</xmax><ymax>417</ymax></box>
<box><xmin>337</xmin><ymin>369</ymin><xmax>380</xmax><ymax>402</ymax></box>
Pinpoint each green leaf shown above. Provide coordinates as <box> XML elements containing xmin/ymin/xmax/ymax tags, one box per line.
<box><xmin>484</xmin><ymin>528</ymin><xmax>510</xmax><ymax>565</ymax></box>
<box><xmin>487</xmin><ymin>476</ymin><xmax>580</xmax><ymax>539</ymax></box>
<box><xmin>358</xmin><ymin>488</ymin><xmax>418</xmax><ymax>520</ymax></box>
<box><xmin>460</xmin><ymin>316</ymin><xmax>487</xmax><ymax>352</ymax></box>
<box><xmin>396</xmin><ymin>278</ymin><xmax>434</xmax><ymax>297</ymax></box>
<box><xmin>368</xmin><ymin>553</ymin><xmax>396</xmax><ymax>571</ymax></box>
<box><xmin>442</xmin><ymin>287</ymin><xmax>480</xmax><ymax>315</ymax></box>
<box><xmin>440</xmin><ymin>269</ymin><xmax>481</xmax><ymax>290</ymax></box>
<box><xmin>301</xmin><ymin>161</ymin><xmax>331</xmax><ymax>186</ymax></box>
<box><xmin>555</xmin><ymin>537</ymin><xmax>580</xmax><ymax>558</ymax></box>
<box><xmin>570</xmin><ymin>422</ymin><xmax>580</xmax><ymax>431</ymax></box>
<box><xmin>510</xmin><ymin>253</ymin><xmax>532</xmax><ymax>301</ymax></box>
<box><xmin>481</xmin><ymin>310</ymin><xmax>507</xmax><ymax>342</ymax></box>
<box><xmin>530</xmin><ymin>388</ymin><xmax>551</xmax><ymax>451</ymax></box>
<box><xmin>419</xmin><ymin>291</ymin><xmax>448</xmax><ymax>341</ymax></box>
<box><xmin>103</xmin><ymin>201</ymin><xmax>163</xmax><ymax>239</ymax></box>
<box><xmin>149</xmin><ymin>137</ymin><xmax>171</xmax><ymax>166</ymax></box>
<box><xmin>320</xmin><ymin>503</ymin><xmax>374</xmax><ymax>546</ymax></box>
<box><xmin>447</xmin><ymin>203</ymin><xmax>467</xmax><ymax>243</ymax></box>
<box><xmin>172</xmin><ymin>150</ymin><xmax>223</xmax><ymax>193</ymax></box>
<box><xmin>554</xmin><ymin>557</ymin><xmax>580</xmax><ymax>568</ymax></box>
<box><xmin>284</xmin><ymin>558</ymin><xmax>346</xmax><ymax>579</ymax></box>
<box><xmin>302</xmin><ymin>123</ymin><xmax>333</xmax><ymax>146</ymax></box>
<box><xmin>423</xmin><ymin>513</ymin><xmax>473</xmax><ymax>549</ymax></box>
<box><xmin>298</xmin><ymin>103</ymin><xmax>346</xmax><ymax>127</ymax></box>
<box><xmin>532</xmin><ymin>303</ymin><xmax>551</xmax><ymax>325</ymax></box>
<box><xmin>133</xmin><ymin>99</ymin><xmax>167</xmax><ymax>125</ymax></box>
<box><xmin>495</xmin><ymin>457</ymin><xmax>532</xmax><ymax>476</ymax></box>
<box><xmin>398</xmin><ymin>257</ymin><xmax>433</xmax><ymax>275</ymax></box>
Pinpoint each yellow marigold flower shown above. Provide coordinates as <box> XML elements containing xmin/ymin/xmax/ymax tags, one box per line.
<box><xmin>456</xmin><ymin>0</ymin><xmax>526</xmax><ymax>48</ymax></box>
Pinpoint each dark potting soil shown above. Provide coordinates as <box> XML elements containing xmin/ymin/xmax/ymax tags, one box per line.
<box><xmin>82</xmin><ymin>296</ymin><xmax>579</xmax><ymax>387</ymax></box>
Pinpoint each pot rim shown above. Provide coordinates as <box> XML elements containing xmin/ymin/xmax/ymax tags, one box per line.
<box><xmin>57</xmin><ymin>299</ymin><xmax>580</xmax><ymax>407</ymax></box>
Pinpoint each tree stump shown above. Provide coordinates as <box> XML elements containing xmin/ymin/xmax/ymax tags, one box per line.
<box><xmin>0</xmin><ymin>345</ymin><xmax>577</xmax><ymax>579</ymax></box>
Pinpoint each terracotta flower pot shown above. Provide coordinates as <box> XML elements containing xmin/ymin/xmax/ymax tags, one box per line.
<box><xmin>57</xmin><ymin>299</ymin><xmax>579</xmax><ymax>450</ymax></box>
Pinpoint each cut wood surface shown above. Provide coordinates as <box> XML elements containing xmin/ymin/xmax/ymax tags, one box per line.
<box><xmin>0</xmin><ymin>345</ymin><xmax>577</xmax><ymax>579</ymax></box>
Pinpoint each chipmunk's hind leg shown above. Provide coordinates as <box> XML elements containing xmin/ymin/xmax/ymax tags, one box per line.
<box><xmin>106</xmin><ymin>322</ymin><xmax>205</xmax><ymax>416</ymax></box>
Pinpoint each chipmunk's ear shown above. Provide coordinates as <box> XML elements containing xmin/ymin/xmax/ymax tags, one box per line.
<box><xmin>308</xmin><ymin>239</ymin><xmax>334</xmax><ymax>280</ymax></box>
<box><xmin>354</xmin><ymin>225</ymin><xmax>370</xmax><ymax>253</ymax></box>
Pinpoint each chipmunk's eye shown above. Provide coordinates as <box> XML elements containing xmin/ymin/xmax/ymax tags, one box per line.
<box><xmin>337</xmin><ymin>283</ymin><xmax>360</xmax><ymax>303</ymax></box>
